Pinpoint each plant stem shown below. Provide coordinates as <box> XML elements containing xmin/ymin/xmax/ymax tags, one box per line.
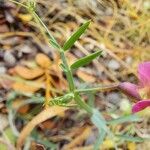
<box><xmin>33</xmin><ymin>14</ymin><xmax>92</xmax><ymax>113</ymax></box>
<box><xmin>32</xmin><ymin>12</ymin><xmax>59</xmax><ymax>47</ymax></box>
<box><xmin>60</xmin><ymin>50</ymin><xmax>75</xmax><ymax>91</ymax></box>
<box><xmin>9</xmin><ymin>0</ymin><xmax>28</xmax><ymax>8</ymax></box>
<box><xmin>20</xmin><ymin>3</ymin><xmax>93</xmax><ymax>115</ymax></box>
<box><xmin>32</xmin><ymin>11</ymin><xmax>75</xmax><ymax>92</ymax></box>
<box><xmin>74</xmin><ymin>92</ymin><xmax>93</xmax><ymax>114</ymax></box>
<box><xmin>76</xmin><ymin>83</ymin><xmax>119</xmax><ymax>93</ymax></box>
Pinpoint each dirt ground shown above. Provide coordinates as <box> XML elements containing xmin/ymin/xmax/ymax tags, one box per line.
<box><xmin>0</xmin><ymin>0</ymin><xmax>150</xmax><ymax>150</ymax></box>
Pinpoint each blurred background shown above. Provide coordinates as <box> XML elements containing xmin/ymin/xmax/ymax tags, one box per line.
<box><xmin>0</xmin><ymin>0</ymin><xmax>150</xmax><ymax>150</ymax></box>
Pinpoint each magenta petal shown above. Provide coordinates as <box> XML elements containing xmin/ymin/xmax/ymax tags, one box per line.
<box><xmin>138</xmin><ymin>61</ymin><xmax>150</xmax><ymax>86</ymax></box>
<box><xmin>118</xmin><ymin>82</ymin><xmax>141</xmax><ymax>100</ymax></box>
<box><xmin>132</xmin><ymin>100</ymin><xmax>150</xmax><ymax>113</ymax></box>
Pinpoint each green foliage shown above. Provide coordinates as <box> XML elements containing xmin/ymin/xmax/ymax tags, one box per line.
<box><xmin>116</xmin><ymin>134</ymin><xmax>144</xmax><ymax>142</ymax></box>
<box><xmin>91</xmin><ymin>109</ymin><xmax>108</xmax><ymax>150</ymax></box>
<box><xmin>107</xmin><ymin>114</ymin><xmax>141</xmax><ymax>125</ymax></box>
<box><xmin>49</xmin><ymin>93</ymin><xmax>74</xmax><ymax>106</ymax></box>
<box><xmin>0</xmin><ymin>128</ymin><xmax>17</xmax><ymax>150</ymax></box>
<box><xmin>94</xmin><ymin>129</ymin><xmax>106</xmax><ymax>150</ymax></box>
<box><xmin>27</xmin><ymin>0</ymin><xmax>36</xmax><ymax>11</ymax></box>
<box><xmin>63</xmin><ymin>21</ymin><xmax>91</xmax><ymax>51</ymax></box>
<box><xmin>91</xmin><ymin>109</ymin><xmax>108</xmax><ymax>132</ymax></box>
<box><xmin>71</xmin><ymin>50</ymin><xmax>102</xmax><ymax>70</ymax></box>
<box><xmin>5</xmin><ymin>128</ymin><xmax>17</xmax><ymax>144</ymax></box>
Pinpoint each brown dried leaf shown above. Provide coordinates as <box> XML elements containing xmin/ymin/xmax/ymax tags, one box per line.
<box><xmin>12</xmin><ymin>99</ymin><xmax>30</xmax><ymax>114</ymax></box>
<box><xmin>76</xmin><ymin>70</ymin><xmax>96</xmax><ymax>83</ymax></box>
<box><xmin>15</xmin><ymin>66</ymin><xmax>44</xmax><ymax>79</ymax></box>
<box><xmin>39</xmin><ymin>120</ymin><xmax>56</xmax><ymax>130</ymax></box>
<box><xmin>12</xmin><ymin>99</ymin><xmax>25</xmax><ymax>109</ymax></box>
<box><xmin>0</xmin><ymin>24</ymin><xmax>9</xmax><ymax>33</ymax></box>
<box><xmin>19</xmin><ymin>105</ymin><xmax>30</xmax><ymax>114</ymax></box>
<box><xmin>63</xmin><ymin>126</ymin><xmax>91</xmax><ymax>150</ymax></box>
<box><xmin>35</xmin><ymin>53</ymin><xmax>51</xmax><ymax>69</ymax></box>
<box><xmin>31</xmin><ymin>142</ymin><xmax>46</xmax><ymax>150</ymax></box>
<box><xmin>17</xmin><ymin>106</ymin><xmax>67</xmax><ymax>149</ymax></box>
<box><xmin>12</xmin><ymin>82</ymin><xmax>40</xmax><ymax>94</ymax></box>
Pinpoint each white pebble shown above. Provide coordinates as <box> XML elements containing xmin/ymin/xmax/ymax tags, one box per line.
<box><xmin>0</xmin><ymin>66</ymin><xmax>6</xmax><ymax>74</ymax></box>
<box><xmin>4</xmin><ymin>51</ymin><xmax>16</xmax><ymax>66</ymax></box>
<box><xmin>108</xmin><ymin>59</ymin><xmax>120</xmax><ymax>70</ymax></box>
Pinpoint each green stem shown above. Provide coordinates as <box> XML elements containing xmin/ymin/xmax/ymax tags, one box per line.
<box><xmin>33</xmin><ymin>14</ymin><xmax>90</xmax><ymax>112</ymax></box>
<box><xmin>76</xmin><ymin>83</ymin><xmax>119</xmax><ymax>93</ymax></box>
<box><xmin>32</xmin><ymin>11</ymin><xmax>75</xmax><ymax>92</ymax></box>
<box><xmin>74</xmin><ymin>92</ymin><xmax>93</xmax><ymax>114</ymax></box>
<box><xmin>32</xmin><ymin>12</ymin><xmax>59</xmax><ymax>47</ymax></box>
<box><xmin>18</xmin><ymin>2</ymin><xmax>92</xmax><ymax>115</ymax></box>
<box><xmin>60</xmin><ymin>50</ymin><xmax>75</xmax><ymax>91</ymax></box>
<box><xmin>9</xmin><ymin>0</ymin><xmax>28</xmax><ymax>8</ymax></box>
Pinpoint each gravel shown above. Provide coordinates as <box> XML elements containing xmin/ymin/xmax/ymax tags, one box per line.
<box><xmin>4</xmin><ymin>51</ymin><xmax>16</xmax><ymax>67</ymax></box>
<box><xmin>107</xmin><ymin>59</ymin><xmax>120</xmax><ymax>70</ymax></box>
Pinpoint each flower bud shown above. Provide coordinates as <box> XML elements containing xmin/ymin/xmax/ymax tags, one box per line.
<box><xmin>118</xmin><ymin>82</ymin><xmax>141</xmax><ymax>101</ymax></box>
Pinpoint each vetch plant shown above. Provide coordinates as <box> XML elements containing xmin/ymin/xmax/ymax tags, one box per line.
<box><xmin>10</xmin><ymin>0</ymin><xmax>147</xmax><ymax>150</ymax></box>
<box><xmin>119</xmin><ymin>62</ymin><xmax>150</xmax><ymax>113</ymax></box>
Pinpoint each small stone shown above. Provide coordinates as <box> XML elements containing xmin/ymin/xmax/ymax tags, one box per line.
<box><xmin>5</xmin><ymin>11</ymin><xmax>15</xmax><ymax>23</ymax></box>
<box><xmin>105</xmin><ymin>7</ymin><xmax>113</xmax><ymax>16</ymax></box>
<box><xmin>108</xmin><ymin>59</ymin><xmax>120</xmax><ymax>70</ymax></box>
<box><xmin>106</xmin><ymin>92</ymin><xmax>121</xmax><ymax>104</ymax></box>
<box><xmin>0</xmin><ymin>66</ymin><xmax>6</xmax><ymax>74</ymax></box>
<box><xmin>125</xmin><ymin>56</ymin><xmax>132</xmax><ymax>64</ymax></box>
<box><xmin>20</xmin><ymin>45</ymin><xmax>32</xmax><ymax>54</ymax></box>
<box><xmin>99</xmin><ymin>43</ymin><xmax>106</xmax><ymax>50</ymax></box>
<box><xmin>85</xmin><ymin>132</ymin><xmax>96</xmax><ymax>145</ymax></box>
<box><xmin>4</xmin><ymin>51</ymin><xmax>16</xmax><ymax>67</ymax></box>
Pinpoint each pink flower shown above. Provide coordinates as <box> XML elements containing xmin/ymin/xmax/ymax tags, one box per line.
<box><xmin>118</xmin><ymin>62</ymin><xmax>150</xmax><ymax>113</ymax></box>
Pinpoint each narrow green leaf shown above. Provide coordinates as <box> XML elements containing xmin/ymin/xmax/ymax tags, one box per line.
<box><xmin>116</xmin><ymin>134</ymin><xmax>144</xmax><ymax>142</ymax></box>
<box><xmin>107</xmin><ymin>114</ymin><xmax>141</xmax><ymax>125</ymax></box>
<box><xmin>71</xmin><ymin>51</ymin><xmax>102</xmax><ymax>70</ymax></box>
<box><xmin>63</xmin><ymin>20</ymin><xmax>91</xmax><ymax>51</ymax></box>
<box><xmin>94</xmin><ymin>129</ymin><xmax>106</xmax><ymax>150</ymax></box>
<box><xmin>91</xmin><ymin>109</ymin><xmax>108</xmax><ymax>132</ymax></box>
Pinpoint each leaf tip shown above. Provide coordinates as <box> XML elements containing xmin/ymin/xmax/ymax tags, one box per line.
<box><xmin>85</xmin><ymin>20</ymin><xmax>91</xmax><ymax>26</ymax></box>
